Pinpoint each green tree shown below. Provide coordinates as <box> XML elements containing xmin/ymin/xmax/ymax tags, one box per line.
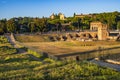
<box><xmin>73</xmin><ymin>13</ymin><xmax>76</xmax><ymax>17</ymax></box>
<box><xmin>34</xmin><ymin>18</ymin><xmax>48</xmax><ymax>33</ymax></box>
<box><xmin>117</xmin><ymin>21</ymin><xmax>120</xmax><ymax>30</ymax></box>
<box><xmin>28</xmin><ymin>22</ymin><xmax>36</xmax><ymax>33</ymax></box>
<box><xmin>0</xmin><ymin>19</ymin><xmax>6</xmax><ymax>34</ymax></box>
<box><xmin>6</xmin><ymin>20</ymin><xmax>16</xmax><ymax>33</ymax></box>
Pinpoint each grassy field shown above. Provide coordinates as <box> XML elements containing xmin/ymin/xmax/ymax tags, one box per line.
<box><xmin>15</xmin><ymin>34</ymin><xmax>56</xmax><ymax>42</ymax></box>
<box><xmin>22</xmin><ymin>41</ymin><xmax>120</xmax><ymax>55</ymax></box>
<box><xmin>1</xmin><ymin>44</ymin><xmax>120</xmax><ymax>79</ymax></box>
<box><xmin>1</xmin><ymin>36</ymin><xmax>120</xmax><ymax>79</ymax></box>
<box><xmin>15</xmin><ymin>34</ymin><xmax>120</xmax><ymax>61</ymax></box>
<box><xmin>15</xmin><ymin>35</ymin><xmax>48</xmax><ymax>42</ymax></box>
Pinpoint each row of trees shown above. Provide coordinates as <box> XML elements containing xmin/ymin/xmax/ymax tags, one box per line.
<box><xmin>93</xmin><ymin>11</ymin><xmax>120</xmax><ymax>30</ymax></box>
<box><xmin>0</xmin><ymin>11</ymin><xmax>120</xmax><ymax>34</ymax></box>
<box><xmin>73</xmin><ymin>11</ymin><xmax>120</xmax><ymax>30</ymax></box>
<box><xmin>0</xmin><ymin>17</ymin><xmax>49</xmax><ymax>34</ymax></box>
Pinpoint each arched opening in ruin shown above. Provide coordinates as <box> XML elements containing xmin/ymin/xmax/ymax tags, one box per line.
<box><xmin>75</xmin><ymin>34</ymin><xmax>80</xmax><ymax>37</ymax></box>
<box><xmin>62</xmin><ymin>36</ymin><xmax>67</xmax><ymax>41</ymax></box>
<box><xmin>68</xmin><ymin>34</ymin><xmax>73</xmax><ymax>38</ymax></box>
<box><xmin>56</xmin><ymin>36</ymin><xmax>61</xmax><ymax>41</ymax></box>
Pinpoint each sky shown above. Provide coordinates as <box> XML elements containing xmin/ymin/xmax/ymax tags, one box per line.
<box><xmin>0</xmin><ymin>0</ymin><xmax>120</xmax><ymax>19</ymax></box>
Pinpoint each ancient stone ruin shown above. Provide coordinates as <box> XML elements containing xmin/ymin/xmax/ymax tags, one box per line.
<box><xmin>49</xmin><ymin>22</ymin><xmax>120</xmax><ymax>41</ymax></box>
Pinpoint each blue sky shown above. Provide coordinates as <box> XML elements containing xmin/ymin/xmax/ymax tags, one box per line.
<box><xmin>0</xmin><ymin>0</ymin><xmax>120</xmax><ymax>19</ymax></box>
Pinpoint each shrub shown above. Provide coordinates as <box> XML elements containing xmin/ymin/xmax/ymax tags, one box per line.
<box><xmin>4</xmin><ymin>56</ymin><xmax>10</xmax><ymax>61</ymax></box>
<box><xmin>0</xmin><ymin>46</ymin><xmax>17</xmax><ymax>55</ymax></box>
<box><xmin>28</xmin><ymin>49</ymin><xmax>41</xmax><ymax>58</ymax></box>
<box><xmin>43</xmin><ymin>58</ymin><xmax>55</xmax><ymax>63</ymax></box>
<box><xmin>0</xmin><ymin>36</ymin><xmax>8</xmax><ymax>43</ymax></box>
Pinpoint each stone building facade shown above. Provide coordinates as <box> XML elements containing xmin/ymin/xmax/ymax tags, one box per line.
<box><xmin>50</xmin><ymin>13</ymin><xmax>55</xmax><ymax>19</ymax></box>
<box><xmin>50</xmin><ymin>13</ymin><xmax>65</xmax><ymax>20</ymax></box>
<box><xmin>90</xmin><ymin>22</ymin><xmax>109</xmax><ymax>40</ymax></box>
<box><xmin>59</xmin><ymin>13</ymin><xmax>65</xmax><ymax>20</ymax></box>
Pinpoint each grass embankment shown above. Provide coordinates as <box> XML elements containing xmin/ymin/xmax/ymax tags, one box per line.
<box><xmin>1</xmin><ymin>47</ymin><xmax>120</xmax><ymax>80</ymax></box>
<box><xmin>0</xmin><ymin>36</ymin><xmax>17</xmax><ymax>55</ymax></box>
<box><xmin>100</xmin><ymin>53</ymin><xmax>120</xmax><ymax>62</ymax></box>
<box><xmin>0</xmin><ymin>36</ymin><xmax>120</xmax><ymax>80</ymax></box>
<box><xmin>15</xmin><ymin>34</ymin><xmax>52</xmax><ymax>42</ymax></box>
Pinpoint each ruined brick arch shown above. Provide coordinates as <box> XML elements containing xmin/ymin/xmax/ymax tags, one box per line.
<box><xmin>75</xmin><ymin>33</ymin><xmax>80</xmax><ymax>37</ymax></box>
<box><xmin>90</xmin><ymin>22</ymin><xmax>102</xmax><ymax>31</ymax></box>
<box><xmin>90</xmin><ymin>33</ymin><xmax>98</xmax><ymax>38</ymax></box>
<box><xmin>80</xmin><ymin>33</ymin><xmax>86</xmax><ymax>38</ymax></box>
<box><xmin>116</xmin><ymin>34</ymin><xmax>120</xmax><ymax>41</ymax></box>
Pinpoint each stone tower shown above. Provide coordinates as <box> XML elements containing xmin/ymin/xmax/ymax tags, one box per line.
<box><xmin>50</xmin><ymin>13</ymin><xmax>55</xmax><ymax>19</ymax></box>
<box><xmin>98</xmin><ymin>22</ymin><xmax>108</xmax><ymax>40</ymax></box>
<box><xmin>90</xmin><ymin>22</ymin><xmax>108</xmax><ymax>40</ymax></box>
<box><xmin>59</xmin><ymin>13</ymin><xmax>65</xmax><ymax>20</ymax></box>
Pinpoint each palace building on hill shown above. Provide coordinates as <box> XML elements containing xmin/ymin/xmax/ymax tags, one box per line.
<box><xmin>50</xmin><ymin>13</ymin><xmax>65</xmax><ymax>20</ymax></box>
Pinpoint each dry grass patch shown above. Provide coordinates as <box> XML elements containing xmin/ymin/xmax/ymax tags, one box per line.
<box><xmin>15</xmin><ymin>35</ymin><xmax>51</xmax><ymax>42</ymax></box>
<box><xmin>22</xmin><ymin>41</ymin><xmax>120</xmax><ymax>55</ymax></box>
<box><xmin>15</xmin><ymin>34</ymin><xmax>120</xmax><ymax>55</ymax></box>
<box><xmin>23</xmin><ymin>41</ymin><xmax>98</xmax><ymax>55</ymax></box>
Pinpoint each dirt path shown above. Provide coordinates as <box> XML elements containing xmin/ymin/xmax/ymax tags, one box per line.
<box><xmin>5</xmin><ymin>34</ymin><xmax>44</xmax><ymax>62</ymax></box>
<box><xmin>90</xmin><ymin>59</ymin><xmax>120</xmax><ymax>72</ymax></box>
<box><xmin>6</xmin><ymin>34</ymin><xmax>27</xmax><ymax>54</ymax></box>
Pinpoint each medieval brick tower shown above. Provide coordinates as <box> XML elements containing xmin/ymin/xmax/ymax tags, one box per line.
<box><xmin>90</xmin><ymin>22</ymin><xmax>108</xmax><ymax>40</ymax></box>
<box><xmin>59</xmin><ymin>13</ymin><xmax>65</xmax><ymax>20</ymax></box>
<box><xmin>98</xmin><ymin>23</ymin><xmax>108</xmax><ymax>40</ymax></box>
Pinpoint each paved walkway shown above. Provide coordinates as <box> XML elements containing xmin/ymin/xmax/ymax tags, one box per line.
<box><xmin>90</xmin><ymin>59</ymin><xmax>120</xmax><ymax>72</ymax></box>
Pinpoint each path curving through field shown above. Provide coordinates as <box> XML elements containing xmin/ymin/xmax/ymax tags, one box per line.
<box><xmin>5</xmin><ymin>33</ymin><xmax>44</xmax><ymax>62</ymax></box>
<box><xmin>5</xmin><ymin>34</ymin><xmax>27</xmax><ymax>54</ymax></box>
